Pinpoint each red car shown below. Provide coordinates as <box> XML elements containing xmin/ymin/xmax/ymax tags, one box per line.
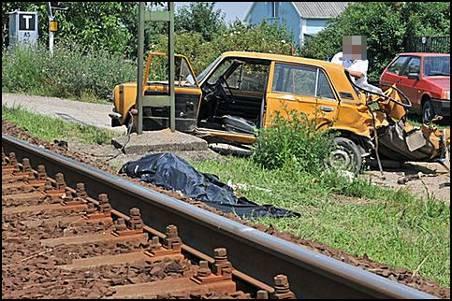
<box><xmin>380</xmin><ymin>53</ymin><xmax>450</xmax><ymax>122</ymax></box>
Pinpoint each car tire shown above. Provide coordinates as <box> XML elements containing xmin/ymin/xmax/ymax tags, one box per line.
<box><xmin>422</xmin><ymin>100</ymin><xmax>435</xmax><ymax>123</ymax></box>
<box><xmin>327</xmin><ymin>137</ymin><xmax>363</xmax><ymax>175</ymax></box>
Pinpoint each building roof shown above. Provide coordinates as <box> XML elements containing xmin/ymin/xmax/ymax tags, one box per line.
<box><xmin>293</xmin><ymin>2</ymin><xmax>350</xmax><ymax>19</ymax></box>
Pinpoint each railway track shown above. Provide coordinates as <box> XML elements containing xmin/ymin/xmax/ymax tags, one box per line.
<box><xmin>2</xmin><ymin>134</ymin><xmax>438</xmax><ymax>299</ymax></box>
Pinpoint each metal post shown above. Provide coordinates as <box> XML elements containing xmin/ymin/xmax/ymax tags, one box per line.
<box><xmin>168</xmin><ymin>2</ymin><xmax>175</xmax><ymax>132</ymax></box>
<box><xmin>47</xmin><ymin>2</ymin><xmax>54</xmax><ymax>56</ymax></box>
<box><xmin>136</xmin><ymin>2</ymin><xmax>145</xmax><ymax>135</ymax></box>
<box><xmin>49</xmin><ymin>21</ymin><xmax>54</xmax><ymax>55</ymax></box>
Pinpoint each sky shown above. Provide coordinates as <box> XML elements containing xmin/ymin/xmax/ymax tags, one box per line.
<box><xmin>175</xmin><ymin>2</ymin><xmax>253</xmax><ymax>24</ymax></box>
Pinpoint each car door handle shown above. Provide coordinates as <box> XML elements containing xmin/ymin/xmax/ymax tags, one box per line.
<box><xmin>320</xmin><ymin>106</ymin><xmax>334</xmax><ymax>112</ymax></box>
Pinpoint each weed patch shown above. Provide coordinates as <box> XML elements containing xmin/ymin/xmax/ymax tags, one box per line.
<box><xmin>252</xmin><ymin>110</ymin><xmax>335</xmax><ymax>174</ymax></box>
<box><xmin>2</xmin><ymin>43</ymin><xmax>135</xmax><ymax>102</ymax></box>
<box><xmin>193</xmin><ymin>157</ymin><xmax>450</xmax><ymax>286</ymax></box>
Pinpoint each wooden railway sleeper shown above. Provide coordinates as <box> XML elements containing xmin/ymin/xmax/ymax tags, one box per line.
<box><xmin>2</xmin><ymin>151</ymin><xmax>297</xmax><ymax>299</ymax></box>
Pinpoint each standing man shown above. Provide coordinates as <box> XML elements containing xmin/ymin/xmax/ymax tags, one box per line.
<box><xmin>331</xmin><ymin>35</ymin><xmax>383</xmax><ymax>95</ymax></box>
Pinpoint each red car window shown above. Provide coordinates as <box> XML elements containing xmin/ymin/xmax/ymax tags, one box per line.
<box><xmin>402</xmin><ymin>57</ymin><xmax>421</xmax><ymax>76</ymax></box>
<box><xmin>423</xmin><ymin>56</ymin><xmax>450</xmax><ymax>77</ymax></box>
<box><xmin>387</xmin><ymin>56</ymin><xmax>410</xmax><ymax>75</ymax></box>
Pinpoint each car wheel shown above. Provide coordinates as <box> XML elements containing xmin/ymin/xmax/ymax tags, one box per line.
<box><xmin>422</xmin><ymin>100</ymin><xmax>435</xmax><ymax>123</ymax></box>
<box><xmin>327</xmin><ymin>137</ymin><xmax>363</xmax><ymax>175</ymax></box>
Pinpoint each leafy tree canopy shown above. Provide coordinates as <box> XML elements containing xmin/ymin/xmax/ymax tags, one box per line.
<box><xmin>301</xmin><ymin>2</ymin><xmax>450</xmax><ymax>81</ymax></box>
<box><xmin>175</xmin><ymin>2</ymin><xmax>226</xmax><ymax>41</ymax></box>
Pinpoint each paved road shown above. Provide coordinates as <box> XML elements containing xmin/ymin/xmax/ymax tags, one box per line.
<box><xmin>2</xmin><ymin>93</ymin><xmax>126</xmax><ymax>134</ymax></box>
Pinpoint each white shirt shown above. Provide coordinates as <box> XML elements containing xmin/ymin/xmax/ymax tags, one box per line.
<box><xmin>331</xmin><ymin>52</ymin><xmax>369</xmax><ymax>87</ymax></box>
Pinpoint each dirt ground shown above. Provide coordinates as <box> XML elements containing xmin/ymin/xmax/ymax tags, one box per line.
<box><xmin>363</xmin><ymin>158</ymin><xmax>450</xmax><ymax>203</ymax></box>
<box><xmin>67</xmin><ymin>139</ymin><xmax>223</xmax><ymax>173</ymax></box>
<box><xmin>68</xmin><ymin>139</ymin><xmax>450</xmax><ymax>203</ymax></box>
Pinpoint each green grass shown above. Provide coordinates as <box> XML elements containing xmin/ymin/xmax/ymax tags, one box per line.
<box><xmin>2</xmin><ymin>105</ymin><xmax>116</xmax><ymax>145</ymax></box>
<box><xmin>192</xmin><ymin>157</ymin><xmax>450</xmax><ymax>287</ymax></box>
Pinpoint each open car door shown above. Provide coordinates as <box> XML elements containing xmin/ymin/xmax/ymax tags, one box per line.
<box><xmin>140</xmin><ymin>52</ymin><xmax>202</xmax><ymax>132</ymax></box>
<box><xmin>194</xmin><ymin>56</ymin><xmax>272</xmax><ymax>145</ymax></box>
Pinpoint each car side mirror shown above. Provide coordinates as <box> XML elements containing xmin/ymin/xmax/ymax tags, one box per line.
<box><xmin>407</xmin><ymin>72</ymin><xmax>420</xmax><ymax>80</ymax></box>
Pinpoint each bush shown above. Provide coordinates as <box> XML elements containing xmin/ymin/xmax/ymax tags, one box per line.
<box><xmin>252</xmin><ymin>110</ymin><xmax>335</xmax><ymax>174</ymax></box>
<box><xmin>2</xmin><ymin>43</ymin><xmax>136</xmax><ymax>101</ymax></box>
<box><xmin>153</xmin><ymin>21</ymin><xmax>297</xmax><ymax>75</ymax></box>
<box><xmin>2</xmin><ymin>45</ymin><xmax>48</xmax><ymax>94</ymax></box>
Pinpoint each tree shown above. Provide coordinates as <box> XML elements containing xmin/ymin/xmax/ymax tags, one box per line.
<box><xmin>153</xmin><ymin>21</ymin><xmax>296</xmax><ymax>75</ymax></box>
<box><xmin>2</xmin><ymin>2</ymin><xmax>162</xmax><ymax>57</ymax></box>
<box><xmin>403</xmin><ymin>2</ymin><xmax>450</xmax><ymax>37</ymax></box>
<box><xmin>55</xmin><ymin>3</ymin><xmax>134</xmax><ymax>55</ymax></box>
<box><xmin>301</xmin><ymin>2</ymin><xmax>450</xmax><ymax>82</ymax></box>
<box><xmin>175</xmin><ymin>2</ymin><xmax>226</xmax><ymax>41</ymax></box>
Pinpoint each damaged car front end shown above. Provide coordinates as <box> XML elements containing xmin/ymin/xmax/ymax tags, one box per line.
<box><xmin>356</xmin><ymin>80</ymin><xmax>449</xmax><ymax>167</ymax></box>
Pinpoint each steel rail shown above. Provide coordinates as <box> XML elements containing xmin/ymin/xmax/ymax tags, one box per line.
<box><xmin>2</xmin><ymin>134</ymin><xmax>438</xmax><ymax>299</ymax></box>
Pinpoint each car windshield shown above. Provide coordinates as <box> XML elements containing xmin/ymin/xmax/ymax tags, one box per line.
<box><xmin>147</xmin><ymin>56</ymin><xmax>197</xmax><ymax>87</ymax></box>
<box><xmin>196</xmin><ymin>56</ymin><xmax>222</xmax><ymax>83</ymax></box>
<box><xmin>423</xmin><ymin>56</ymin><xmax>450</xmax><ymax>77</ymax></box>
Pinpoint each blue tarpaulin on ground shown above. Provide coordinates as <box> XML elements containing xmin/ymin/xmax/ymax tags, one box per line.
<box><xmin>119</xmin><ymin>153</ymin><xmax>300</xmax><ymax>218</ymax></box>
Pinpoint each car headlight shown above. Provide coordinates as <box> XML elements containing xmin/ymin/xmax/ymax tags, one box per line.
<box><xmin>442</xmin><ymin>90</ymin><xmax>450</xmax><ymax>100</ymax></box>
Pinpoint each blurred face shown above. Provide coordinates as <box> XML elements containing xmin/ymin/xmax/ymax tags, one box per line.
<box><xmin>343</xmin><ymin>36</ymin><xmax>367</xmax><ymax>60</ymax></box>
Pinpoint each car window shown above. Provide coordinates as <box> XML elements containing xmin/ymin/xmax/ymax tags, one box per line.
<box><xmin>272</xmin><ymin>63</ymin><xmax>316</xmax><ymax>97</ymax></box>
<box><xmin>272</xmin><ymin>63</ymin><xmax>336</xmax><ymax>100</ymax></box>
<box><xmin>207</xmin><ymin>59</ymin><xmax>233</xmax><ymax>85</ymax></box>
<box><xmin>197</xmin><ymin>56</ymin><xmax>222</xmax><ymax>83</ymax></box>
<box><xmin>226</xmin><ymin>63</ymin><xmax>269</xmax><ymax>92</ymax></box>
<box><xmin>317</xmin><ymin>71</ymin><xmax>336</xmax><ymax>100</ymax></box>
<box><xmin>178</xmin><ymin>59</ymin><xmax>196</xmax><ymax>86</ymax></box>
<box><xmin>387</xmin><ymin>56</ymin><xmax>410</xmax><ymax>75</ymax></box>
<box><xmin>402</xmin><ymin>57</ymin><xmax>420</xmax><ymax>76</ymax></box>
<box><xmin>147</xmin><ymin>56</ymin><xmax>197</xmax><ymax>87</ymax></box>
<box><xmin>424</xmin><ymin>56</ymin><xmax>450</xmax><ymax>77</ymax></box>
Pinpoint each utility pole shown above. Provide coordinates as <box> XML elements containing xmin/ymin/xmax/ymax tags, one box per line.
<box><xmin>136</xmin><ymin>2</ymin><xmax>176</xmax><ymax>134</ymax></box>
<box><xmin>46</xmin><ymin>2</ymin><xmax>67</xmax><ymax>55</ymax></box>
<box><xmin>46</xmin><ymin>2</ymin><xmax>54</xmax><ymax>55</ymax></box>
<box><xmin>137</xmin><ymin>2</ymin><xmax>145</xmax><ymax>134</ymax></box>
<box><xmin>168</xmin><ymin>2</ymin><xmax>175</xmax><ymax>132</ymax></box>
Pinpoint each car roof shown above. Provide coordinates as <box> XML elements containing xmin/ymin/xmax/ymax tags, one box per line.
<box><xmin>397</xmin><ymin>52</ymin><xmax>450</xmax><ymax>57</ymax></box>
<box><xmin>220</xmin><ymin>51</ymin><xmax>344</xmax><ymax>71</ymax></box>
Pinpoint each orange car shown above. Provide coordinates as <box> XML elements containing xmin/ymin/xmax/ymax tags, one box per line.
<box><xmin>110</xmin><ymin>51</ymin><xmax>449</xmax><ymax>173</ymax></box>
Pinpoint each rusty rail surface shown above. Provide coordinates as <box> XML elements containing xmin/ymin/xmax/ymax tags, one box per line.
<box><xmin>2</xmin><ymin>134</ymin><xmax>438</xmax><ymax>299</ymax></box>
<box><xmin>2</xmin><ymin>144</ymin><xmax>277</xmax><ymax>298</ymax></box>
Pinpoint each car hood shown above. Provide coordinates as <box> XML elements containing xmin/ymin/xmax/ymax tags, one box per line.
<box><xmin>424</xmin><ymin>77</ymin><xmax>450</xmax><ymax>90</ymax></box>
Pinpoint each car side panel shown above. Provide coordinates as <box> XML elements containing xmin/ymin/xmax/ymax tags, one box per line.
<box><xmin>264</xmin><ymin>61</ymin><xmax>372</xmax><ymax>138</ymax></box>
